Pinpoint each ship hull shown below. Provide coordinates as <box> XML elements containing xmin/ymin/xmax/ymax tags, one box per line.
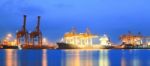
<box><xmin>21</xmin><ymin>44</ymin><xmax>56</xmax><ymax>49</ymax></box>
<box><xmin>57</xmin><ymin>42</ymin><xmax>113</xmax><ymax>49</ymax></box>
<box><xmin>0</xmin><ymin>45</ymin><xmax>18</xmax><ymax>49</ymax></box>
<box><xmin>57</xmin><ymin>42</ymin><xmax>80</xmax><ymax>49</ymax></box>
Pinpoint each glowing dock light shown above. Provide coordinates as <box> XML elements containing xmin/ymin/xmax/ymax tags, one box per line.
<box><xmin>7</xmin><ymin>33</ymin><xmax>13</xmax><ymax>38</ymax></box>
<box><xmin>5</xmin><ymin>33</ymin><xmax>13</xmax><ymax>40</ymax></box>
<box><xmin>43</xmin><ymin>38</ymin><xmax>48</xmax><ymax>45</ymax></box>
<box><xmin>144</xmin><ymin>37</ymin><xmax>150</xmax><ymax>46</ymax></box>
<box><xmin>147</xmin><ymin>42</ymin><xmax>150</xmax><ymax>46</ymax></box>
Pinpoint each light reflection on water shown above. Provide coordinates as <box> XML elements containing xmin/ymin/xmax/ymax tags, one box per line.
<box><xmin>63</xmin><ymin>50</ymin><xmax>110</xmax><ymax>66</ymax></box>
<box><xmin>1</xmin><ymin>49</ymin><xmax>150</xmax><ymax>66</ymax></box>
<box><xmin>42</xmin><ymin>49</ymin><xmax>47</xmax><ymax>66</ymax></box>
<box><xmin>5</xmin><ymin>49</ymin><xmax>17</xmax><ymax>66</ymax></box>
<box><xmin>99</xmin><ymin>50</ymin><xmax>109</xmax><ymax>66</ymax></box>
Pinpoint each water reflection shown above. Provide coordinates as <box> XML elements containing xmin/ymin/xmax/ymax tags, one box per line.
<box><xmin>79</xmin><ymin>50</ymin><xmax>94</xmax><ymax>66</ymax></box>
<box><xmin>121</xmin><ymin>54</ymin><xmax>126</xmax><ymax>66</ymax></box>
<box><xmin>121</xmin><ymin>50</ymin><xmax>142</xmax><ymax>66</ymax></box>
<box><xmin>1</xmin><ymin>49</ymin><xmax>150</xmax><ymax>66</ymax></box>
<box><xmin>42</xmin><ymin>49</ymin><xmax>48</xmax><ymax>66</ymax></box>
<box><xmin>5</xmin><ymin>49</ymin><xmax>18</xmax><ymax>66</ymax></box>
<box><xmin>63</xmin><ymin>50</ymin><xmax>110</xmax><ymax>66</ymax></box>
<box><xmin>64</xmin><ymin>50</ymin><xmax>80</xmax><ymax>66</ymax></box>
<box><xmin>99</xmin><ymin>50</ymin><xmax>109</xmax><ymax>66</ymax></box>
<box><xmin>132</xmin><ymin>51</ymin><xmax>140</xmax><ymax>66</ymax></box>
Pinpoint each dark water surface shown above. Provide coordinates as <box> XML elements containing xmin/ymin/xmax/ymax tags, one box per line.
<box><xmin>0</xmin><ymin>49</ymin><xmax>150</xmax><ymax>66</ymax></box>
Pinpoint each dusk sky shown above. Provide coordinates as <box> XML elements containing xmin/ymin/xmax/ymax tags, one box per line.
<box><xmin>0</xmin><ymin>0</ymin><xmax>150</xmax><ymax>43</ymax></box>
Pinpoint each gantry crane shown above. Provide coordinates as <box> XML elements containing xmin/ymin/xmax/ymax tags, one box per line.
<box><xmin>16</xmin><ymin>15</ymin><xmax>29</xmax><ymax>45</ymax></box>
<box><xmin>30</xmin><ymin>16</ymin><xmax>42</xmax><ymax>46</ymax></box>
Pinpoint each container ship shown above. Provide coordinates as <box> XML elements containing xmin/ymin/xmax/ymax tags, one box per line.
<box><xmin>57</xmin><ymin>28</ymin><xmax>112</xmax><ymax>49</ymax></box>
<box><xmin>0</xmin><ymin>33</ymin><xmax>19</xmax><ymax>49</ymax></box>
<box><xmin>0</xmin><ymin>45</ymin><xmax>18</xmax><ymax>49</ymax></box>
<box><xmin>0</xmin><ymin>41</ymin><xmax>18</xmax><ymax>49</ymax></box>
<box><xmin>119</xmin><ymin>32</ymin><xmax>150</xmax><ymax>49</ymax></box>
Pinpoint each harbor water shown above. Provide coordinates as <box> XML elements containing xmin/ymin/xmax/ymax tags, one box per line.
<box><xmin>0</xmin><ymin>49</ymin><xmax>150</xmax><ymax>66</ymax></box>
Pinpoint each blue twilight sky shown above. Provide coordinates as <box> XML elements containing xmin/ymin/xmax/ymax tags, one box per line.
<box><xmin>0</xmin><ymin>0</ymin><xmax>150</xmax><ymax>43</ymax></box>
